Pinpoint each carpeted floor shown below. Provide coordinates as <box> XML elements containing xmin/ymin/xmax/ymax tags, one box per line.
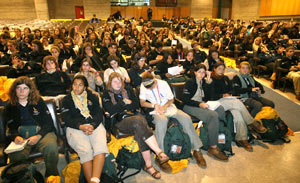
<box><xmin>261</xmin><ymin>86</ymin><xmax>300</xmax><ymax>132</ymax></box>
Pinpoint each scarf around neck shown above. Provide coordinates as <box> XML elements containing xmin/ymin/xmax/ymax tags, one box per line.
<box><xmin>212</xmin><ymin>72</ymin><xmax>224</xmax><ymax>80</ymax></box>
<box><xmin>237</xmin><ymin>73</ymin><xmax>255</xmax><ymax>98</ymax></box>
<box><xmin>108</xmin><ymin>88</ymin><xmax>129</xmax><ymax>105</ymax></box>
<box><xmin>71</xmin><ymin>90</ymin><xmax>91</xmax><ymax>119</ymax></box>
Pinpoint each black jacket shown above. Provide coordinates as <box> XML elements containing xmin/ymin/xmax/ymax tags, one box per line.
<box><xmin>35</xmin><ymin>71</ymin><xmax>71</xmax><ymax>96</ymax></box>
<box><xmin>156</xmin><ymin>61</ymin><xmax>177</xmax><ymax>80</ymax></box>
<box><xmin>232</xmin><ymin>75</ymin><xmax>265</xmax><ymax>97</ymax></box>
<box><xmin>28</xmin><ymin>50</ymin><xmax>51</xmax><ymax>63</ymax></box>
<box><xmin>206</xmin><ymin>75</ymin><xmax>232</xmax><ymax>101</ymax></box>
<box><xmin>193</xmin><ymin>49</ymin><xmax>207</xmax><ymax>64</ymax></box>
<box><xmin>280</xmin><ymin>56</ymin><xmax>299</xmax><ymax>75</ymax></box>
<box><xmin>207</xmin><ymin>58</ymin><xmax>224</xmax><ymax>71</ymax></box>
<box><xmin>121</xmin><ymin>44</ymin><xmax>135</xmax><ymax>56</ymax></box>
<box><xmin>102</xmin><ymin>85</ymin><xmax>139</xmax><ymax>115</ymax></box>
<box><xmin>7</xmin><ymin>62</ymin><xmax>42</xmax><ymax>78</ymax></box>
<box><xmin>4</xmin><ymin>98</ymin><xmax>55</xmax><ymax>141</ymax></box>
<box><xmin>61</xmin><ymin>90</ymin><xmax>103</xmax><ymax>130</ymax></box>
<box><xmin>128</xmin><ymin>66</ymin><xmax>148</xmax><ymax>88</ymax></box>
<box><xmin>182</xmin><ymin>60</ymin><xmax>195</xmax><ymax>77</ymax></box>
<box><xmin>181</xmin><ymin>78</ymin><xmax>211</xmax><ymax>107</ymax></box>
<box><xmin>147</xmin><ymin>50</ymin><xmax>164</xmax><ymax>66</ymax></box>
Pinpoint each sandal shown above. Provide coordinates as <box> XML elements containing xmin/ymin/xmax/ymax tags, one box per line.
<box><xmin>155</xmin><ymin>152</ymin><xmax>172</xmax><ymax>173</ymax></box>
<box><xmin>144</xmin><ymin>165</ymin><xmax>161</xmax><ymax>179</ymax></box>
<box><xmin>157</xmin><ymin>151</ymin><xmax>169</xmax><ymax>164</ymax></box>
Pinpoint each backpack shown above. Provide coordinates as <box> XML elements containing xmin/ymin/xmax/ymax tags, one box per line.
<box><xmin>254</xmin><ymin>107</ymin><xmax>288</xmax><ymax>142</ymax></box>
<box><xmin>115</xmin><ymin>147</ymin><xmax>144</xmax><ymax>181</ymax></box>
<box><xmin>79</xmin><ymin>153</ymin><xmax>120</xmax><ymax>183</ymax></box>
<box><xmin>198</xmin><ymin>119</ymin><xmax>234</xmax><ymax>156</ymax></box>
<box><xmin>1</xmin><ymin>160</ymin><xmax>44</xmax><ymax>183</ymax></box>
<box><xmin>164</xmin><ymin>118</ymin><xmax>192</xmax><ymax>160</ymax></box>
<box><xmin>259</xmin><ymin>118</ymin><xmax>288</xmax><ymax>142</ymax></box>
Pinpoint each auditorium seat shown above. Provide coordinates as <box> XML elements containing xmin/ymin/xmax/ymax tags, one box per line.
<box><xmin>169</xmin><ymin>82</ymin><xmax>199</xmax><ymax>122</ymax></box>
<box><xmin>0</xmin><ymin>65</ymin><xmax>10</xmax><ymax>76</ymax></box>
<box><xmin>28</xmin><ymin>99</ymin><xmax>69</xmax><ymax>162</ymax></box>
<box><xmin>274</xmin><ymin>59</ymin><xmax>294</xmax><ymax>92</ymax></box>
<box><xmin>0</xmin><ymin>106</ymin><xmax>8</xmax><ymax>166</ymax></box>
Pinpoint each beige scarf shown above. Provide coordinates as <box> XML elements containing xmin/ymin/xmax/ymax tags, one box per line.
<box><xmin>71</xmin><ymin>90</ymin><xmax>91</xmax><ymax>118</ymax></box>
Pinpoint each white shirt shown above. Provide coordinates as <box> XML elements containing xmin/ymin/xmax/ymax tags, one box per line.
<box><xmin>139</xmin><ymin>79</ymin><xmax>174</xmax><ymax>106</ymax></box>
<box><xmin>103</xmin><ymin>67</ymin><xmax>130</xmax><ymax>83</ymax></box>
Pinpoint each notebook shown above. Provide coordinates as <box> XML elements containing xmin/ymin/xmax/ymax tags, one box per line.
<box><xmin>4</xmin><ymin>140</ymin><xmax>29</xmax><ymax>154</ymax></box>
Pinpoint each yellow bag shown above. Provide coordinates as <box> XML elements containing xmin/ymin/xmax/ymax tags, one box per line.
<box><xmin>0</xmin><ymin>76</ymin><xmax>16</xmax><ymax>101</ymax></box>
<box><xmin>254</xmin><ymin>106</ymin><xmax>279</xmax><ymax>121</ymax></box>
<box><xmin>107</xmin><ymin>134</ymin><xmax>139</xmax><ymax>158</ymax></box>
<box><xmin>62</xmin><ymin>160</ymin><xmax>81</xmax><ymax>183</ymax></box>
<box><xmin>46</xmin><ymin>176</ymin><xmax>61</xmax><ymax>183</ymax></box>
<box><xmin>168</xmin><ymin>159</ymin><xmax>189</xmax><ymax>174</ymax></box>
<box><xmin>220</xmin><ymin>56</ymin><xmax>237</xmax><ymax>69</ymax></box>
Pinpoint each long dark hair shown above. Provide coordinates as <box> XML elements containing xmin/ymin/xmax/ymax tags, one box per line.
<box><xmin>80</xmin><ymin>42</ymin><xmax>95</xmax><ymax>58</ymax></box>
<box><xmin>132</xmin><ymin>53</ymin><xmax>147</xmax><ymax>71</ymax></box>
<box><xmin>31</xmin><ymin>39</ymin><xmax>44</xmax><ymax>52</ymax></box>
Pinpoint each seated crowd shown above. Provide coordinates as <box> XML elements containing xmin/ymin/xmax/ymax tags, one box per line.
<box><xmin>0</xmin><ymin>16</ymin><xmax>298</xmax><ymax>183</ymax></box>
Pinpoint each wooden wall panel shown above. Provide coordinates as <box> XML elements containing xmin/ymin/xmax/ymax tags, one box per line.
<box><xmin>110</xmin><ymin>6</ymin><xmax>191</xmax><ymax>20</ymax></box>
<box><xmin>260</xmin><ymin>0</ymin><xmax>300</xmax><ymax>16</ymax></box>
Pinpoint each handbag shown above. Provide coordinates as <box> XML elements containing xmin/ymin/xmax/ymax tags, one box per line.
<box><xmin>18</xmin><ymin>126</ymin><xmax>41</xmax><ymax>139</ymax></box>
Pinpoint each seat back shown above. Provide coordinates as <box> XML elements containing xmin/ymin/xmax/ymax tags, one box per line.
<box><xmin>162</xmin><ymin>46</ymin><xmax>173</xmax><ymax>53</ymax></box>
<box><xmin>294</xmin><ymin>50</ymin><xmax>300</xmax><ymax>57</ymax></box>
<box><xmin>274</xmin><ymin>58</ymin><xmax>284</xmax><ymax>79</ymax></box>
<box><xmin>0</xmin><ymin>106</ymin><xmax>6</xmax><ymax>144</ymax></box>
<box><xmin>0</xmin><ymin>106</ymin><xmax>7</xmax><ymax>166</ymax></box>
<box><xmin>44</xmin><ymin>99</ymin><xmax>63</xmax><ymax>137</ymax></box>
<box><xmin>0</xmin><ymin>65</ymin><xmax>10</xmax><ymax>76</ymax></box>
<box><xmin>169</xmin><ymin>82</ymin><xmax>185</xmax><ymax>100</ymax></box>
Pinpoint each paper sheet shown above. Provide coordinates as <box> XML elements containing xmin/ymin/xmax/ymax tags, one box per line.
<box><xmin>206</xmin><ymin>101</ymin><xmax>221</xmax><ymax>111</ymax></box>
<box><xmin>168</xmin><ymin>66</ymin><xmax>183</xmax><ymax>76</ymax></box>
<box><xmin>171</xmin><ymin>40</ymin><xmax>177</xmax><ymax>45</ymax></box>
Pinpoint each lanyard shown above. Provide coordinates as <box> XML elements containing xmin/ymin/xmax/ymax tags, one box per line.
<box><xmin>178</xmin><ymin>52</ymin><xmax>183</xmax><ymax>59</ymax></box>
<box><xmin>151</xmin><ymin>84</ymin><xmax>161</xmax><ymax>105</ymax></box>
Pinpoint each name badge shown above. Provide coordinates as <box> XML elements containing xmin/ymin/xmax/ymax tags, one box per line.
<box><xmin>218</xmin><ymin>133</ymin><xmax>226</xmax><ymax>144</ymax></box>
<box><xmin>197</xmin><ymin>121</ymin><xmax>203</xmax><ymax>128</ymax></box>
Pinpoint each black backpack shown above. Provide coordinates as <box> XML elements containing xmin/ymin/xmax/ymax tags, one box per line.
<box><xmin>80</xmin><ymin>148</ymin><xmax>145</xmax><ymax>183</ymax></box>
<box><xmin>1</xmin><ymin>160</ymin><xmax>44</xmax><ymax>183</ymax></box>
<box><xmin>164</xmin><ymin>118</ymin><xmax>192</xmax><ymax>160</ymax></box>
<box><xmin>115</xmin><ymin>147</ymin><xmax>145</xmax><ymax>182</ymax></box>
<box><xmin>259</xmin><ymin>117</ymin><xmax>288</xmax><ymax>142</ymax></box>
